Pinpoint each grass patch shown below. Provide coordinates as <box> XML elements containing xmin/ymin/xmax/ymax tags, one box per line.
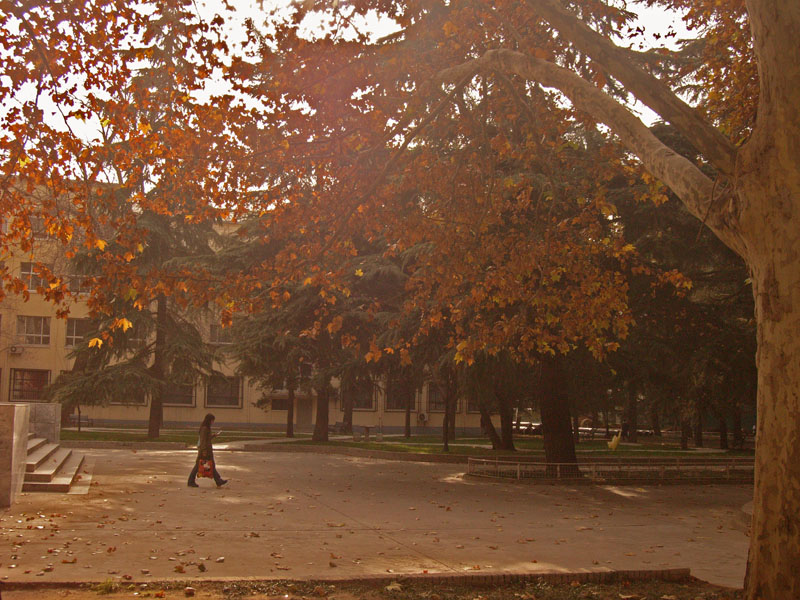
<box><xmin>91</xmin><ymin>579</ymin><xmax>120</xmax><ymax>595</ymax></box>
<box><xmin>60</xmin><ymin>429</ymin><xmax>295</xmax><ymax>444</ymax></box>
<box><xmin>282</xmin><ymin>436</ymin><xmax>753</xmax><ymax>458</ymax></box>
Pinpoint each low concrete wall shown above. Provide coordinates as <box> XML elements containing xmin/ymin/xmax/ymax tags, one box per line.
<box><xmin>0</xmin><ymin>403</ymin><xmax>31</xmax><ymax>508</ymax></box>
<box><xmin>28</xmin><ymin>402</ymin><xmax>61</xmax><ymax>443</ymax></box>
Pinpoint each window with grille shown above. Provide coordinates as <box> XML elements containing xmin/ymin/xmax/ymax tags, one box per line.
<box><xmin>163</xmin><ymin>383</ymin><xmax>195</xmax><ymax>406</ymax></box>
<box><xmin>205</xmin><ymin>375</ymin><xmax>242</xmax><ymax>408</ymax></box>
<box><xmin>352</xmin><ymin>378</ymin><xmax>375</xmax><ymax>410</ymax></box>
<box><xmin>386</xmin><ymin>378</ymin><xmax>416</xmax><ymax>411</ymax></box>
<box><xmin>17</xmin><ymin>315</ymin><xmax>50</xmax><ymax>345</ymax></box>
<box><xmin>20</xmin><ymin>262</ymin><xmax>49</xmax><ymax>290</ymax></box>
<box><xmin>10</xmin><ymin>369</ymin><xmax>50</xmax><ymax>401</ymax></box>
<box><xmin>65</xmin><ymin>318</ymin><xmax>90</xmax><ymax>347</ymax></box>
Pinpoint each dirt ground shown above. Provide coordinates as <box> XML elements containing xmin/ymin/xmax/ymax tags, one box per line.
<box><xmin>2</xmin><ymin>577</ymin><xmax>742</xmax><ymax>599</ymax></box>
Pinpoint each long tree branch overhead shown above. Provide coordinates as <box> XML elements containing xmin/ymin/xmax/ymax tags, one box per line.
<box><xmin>439</xmin><ymin>49</ymin><xmax>746</xmax><ymax>258</ymax></box>
<box><xmin>529</xmin><ymin>0</ymin><xmax>738</xmax><ymax>178</ymax></box>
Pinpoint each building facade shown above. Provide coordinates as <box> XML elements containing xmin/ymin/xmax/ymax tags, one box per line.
<box><xmin>0</xmin><ymin>243</ymin><xmax>492</xmax><ymax>434</ymax></box>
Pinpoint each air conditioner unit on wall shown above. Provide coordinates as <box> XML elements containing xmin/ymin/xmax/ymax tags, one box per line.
<box><xmin>8</xmin><ymin>345</ymin><xmax>23</xmax><ymax>355</ymax></box>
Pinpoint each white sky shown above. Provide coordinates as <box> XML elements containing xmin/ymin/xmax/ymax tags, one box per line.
<box><xmin>25</xmin><ymin>1</ymin><xmax>693</xmax><ymax>147</ymax></box>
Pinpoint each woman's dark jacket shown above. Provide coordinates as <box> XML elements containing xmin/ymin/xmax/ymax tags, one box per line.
<box><xmin>197</xmin><ymin>425</ymin><xmax>214</xmax><ymax>460</ymax></box>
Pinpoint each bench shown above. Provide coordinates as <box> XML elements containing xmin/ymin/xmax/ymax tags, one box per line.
<box><xmin>67</xmin><ymin>414</ymin><xmax>94</xmax><ymax>427</ymax></box>
<box><xmin>328</xmin><ymin>421</ymin><xmax>348</xmax><ymax>434</ymax></box>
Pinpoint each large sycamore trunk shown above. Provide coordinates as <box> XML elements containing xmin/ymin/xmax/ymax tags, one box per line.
<box><xmin>741</xmin><ymin>2</ymin><xmax>800</xmax><ymax>593</ymax></box>
<box><xmin>741</xmin><ymin>180</ymin><xmax>800</xmax><ymax>599</ymax></box>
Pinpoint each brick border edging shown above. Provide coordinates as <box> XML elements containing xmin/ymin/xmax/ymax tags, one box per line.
<box><xmin>239</xmin><ymin>443</ymin><xmax>471</xmax><ymax>463</ymax></box>
<box><xmin>0</xmin><ymin>568</ymin><xmax>693</xmax><ymax>591</ymax></box>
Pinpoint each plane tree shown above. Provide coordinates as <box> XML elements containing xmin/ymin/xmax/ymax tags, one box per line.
<box><xmin>240</xmin><ymin>2</ymin><xmax>797</xmax><ymax>592</ymax></box>
<box><xmin>4</xmin><ymin>0</ymin><xmax>799</xmax><ymax>593</ymax></box>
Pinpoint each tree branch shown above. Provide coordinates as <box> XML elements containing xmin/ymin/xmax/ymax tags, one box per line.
<box><xmin>529</xmin><ymin>0</ymin><xmax>738</xmax><ymax>178</ymax></box>
<box><xmin>439</xmin><ymin>48</ymin><xmax>747</xmax><ymax>257</ymax></box>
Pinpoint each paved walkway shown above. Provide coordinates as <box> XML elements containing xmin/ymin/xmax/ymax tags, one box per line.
<box><xmin>0</xmin><ymin>449</ymin><xmax>750</xmax><ymax>588</ymax></box>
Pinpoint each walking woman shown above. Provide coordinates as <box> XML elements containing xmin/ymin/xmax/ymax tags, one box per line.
<box><xmin>188</xmin><ymin>413</ymin><xmax>228</xmax><ymax>487</ymax></box>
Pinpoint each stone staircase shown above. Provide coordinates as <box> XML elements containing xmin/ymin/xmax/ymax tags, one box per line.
<box><xmin>22</xmin><ymin>433</ymin><xmax>89</xmax><ymax>493</ymax></box>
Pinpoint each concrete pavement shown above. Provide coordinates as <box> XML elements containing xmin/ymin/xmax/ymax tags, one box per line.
<box><xmin>0</xmin><ymin>449</ymin><xmax>750</xmax><ymax>588</ymax></box>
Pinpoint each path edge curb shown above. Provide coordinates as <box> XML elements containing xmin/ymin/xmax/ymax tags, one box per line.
<box><xmin>0</xmin><ymin>567</ymin><xmax>693</xmax><ymax>590</ymax></box>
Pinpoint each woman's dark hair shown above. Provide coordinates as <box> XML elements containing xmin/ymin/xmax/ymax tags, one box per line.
<box><xmin>200</xmin><ymin>413</ymin><xmax>216</xmax><ymax>429</ymax></box>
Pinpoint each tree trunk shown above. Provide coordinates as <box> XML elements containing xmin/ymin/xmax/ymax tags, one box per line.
<box><xmin>572</xmin><ymin>412</ymin><xmax>580</xmax><ymax>444</ymax></box>
<box><xmin>340</xmin><ymin>379</ymin><xmax>353</xmax><ymax>435</ymax></box>
<box><xmin>625</xmin><ymin>384</ymin><xmax>638</xmax><ymax>443</ymax></box>
<box><xmin>539</xmin><ymin>355</ymin><xmax>578</xmax><ymax>476</ymax></box>
<box><xmin>693</xmin><ymin>407</ymin><xmax>704</xmax><ymax>448</ymax></box>
<box><xmin>147</xmin><ymin>294</ymin><xmax>168</xmax><ymax>439</ymax></box>
<box><xmin>286</xmin><ymin>387</ymin><xmax>295</xmax><ymax>438</ymax></box>
<box><xmin>743</xmin><ymin>222</ymin><xmax>800</xmax><ymax>598</ymax></box>
<box><xmin>718</xmin><ymin>411</ymin><xmax>729</xmax><ymax>450</ymax></box>
<box><xmin>447</xmin><ymin>391</ymin><xmax>456</xmax><ymax>440</ymax></box>
<box><xmin>603</xmin><ymin>407</ymin><xmax>610</xmax><ymax>438</ymax></box>
<box><xmin>732</xmin><ymin>405</ymin><xmax>744</xmax><ymax>449</ymax></box>
<box><xmin>312</xmin><ymin>383</ymin><xmax>330</xmax><ymax>442</ymax></box>
<box><xmin>479</xmin><ymin>405</ymin><xmax>501</xmax><ymax>450</ymax></box>
<box><xmin>651</xmin><ymin>408</ymin><xmax>661</xmax><ymax>437</ymax></box>
<box><xmin>441</xmin><ymin>397</ymin><xmax>450</xmax><ymax>452</ymax></box>
<box><xmin>680</xmin><ymin>419</ymin><xmax>691</xmax><ymax>451</ymax></box>
<box><xmin>497</xmin><ymin>396</ymin><xmax>515</xmax><ymax>451</ymax></box>
<box><xmin>404</xmin><ymin>396</ymin><xmax>412</xmax><ymax>438</ymax></box>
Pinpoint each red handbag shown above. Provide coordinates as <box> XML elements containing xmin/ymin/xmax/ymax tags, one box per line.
<box><xmin>198</xmin><ymin>459</ymin><xmax>214</xmax><ymax>478</ymax></box>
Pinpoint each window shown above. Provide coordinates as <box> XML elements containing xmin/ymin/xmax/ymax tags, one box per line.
<box><xmin>386</xmin><ymin>378</ymin><xmax>416</xmax><ymax>411</ymax></box>
<box><xmin>428</xmin><ymin>385</ymin><xmax>446</xmax><ymax>412</ymax></box>
<box><xmin>20</xmin><ymin>262</ymin><xmax>49</xmax><ymax>290</ymax></box>
<box><xmin>65</xmin><ymin>318</ymin><xmax>90</xmax><ymax>347</ymax></box>
<box><xmin>209</xmin><ymin>323</ymin><xmax>232</xmax><ymax>345</ymax></box>
<box><xmin>30</xmin><ymin>215</ymin><xmax>47</xmax><ymax>239</ymax></box>
<box><xmin>352</xmin><ymin>378</ymin><xmax>375</xmax><ymax>410</ymax></box>
<box><xmin>109</xmin><ymin>387</ymin><xmax>146</xmax><ymax>405</ymax></box>
<box><xmin>127</xmin><ymin>326</ymin><xmax>149</xmax><ymax>347</ymax></box>
<box><xmin>163</xmin><ymin>383</ymin><xmax>195</xmax><ymax>406</ymax></box>
<box><xmin>17</xmin><ymin>315</ymin><xmax>50</xmax><ymax>345</ymax></box>
<box><xmin>68</xmin><ymin>274</ymin><xmax>90</xmax><ymax>294</ymax></box>
<box><xmin>467</xmin><ymin>397</ymin><xmax>483</xmax><ymax>413</ymax></box>
<box><xmin>271</xmin><ymin>396</ymin><xmax>290</xmax><ymax>410</ymax></box>
<box><xmin>10</xmin><ymin>369</ymin><xmax>50</xmax><ymax>401</ymax></box>
<box><xmin>205</xmin><ymin>375</ymin><xmax>242</xmax><ymax>408</ymax></box>
<box><xmin>428</xmin><ymin>386</ymin><xmax>461</xmax><ymax>413</ymax></box>
<box><xmin>299</xmin><ymin>362</ymin><xmax>313</xmax><ymax>379</ymax></box>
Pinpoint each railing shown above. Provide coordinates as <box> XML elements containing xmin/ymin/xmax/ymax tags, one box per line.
<box><xmin>467</xmin><ymin>456</ymin><xmax>754</xmax><ymax>484</ymax></box>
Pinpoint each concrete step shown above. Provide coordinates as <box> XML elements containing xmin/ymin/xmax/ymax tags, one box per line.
<box><xmin>25</xmin><ymin>442</ymin><xmax>59</xmax><ymax>472</ymax></box>
<box><xmin>23</xmin><ymin>452</ymin><xmax>85</xmax><ymax>493</ymax></box>
<box><xmin>68</xmin><ymin>456</ymin><xmax>95</xmax><ymax>495</ymax></box>
<box><xmin>26</xmin><ymin>436</ymin><xmax>48</xmax><ymax>455</ymax></box>
<box><xmin>25</xmin><ymin>447</ymin><xmax>73</xmax><ymax>482</ymax></box>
